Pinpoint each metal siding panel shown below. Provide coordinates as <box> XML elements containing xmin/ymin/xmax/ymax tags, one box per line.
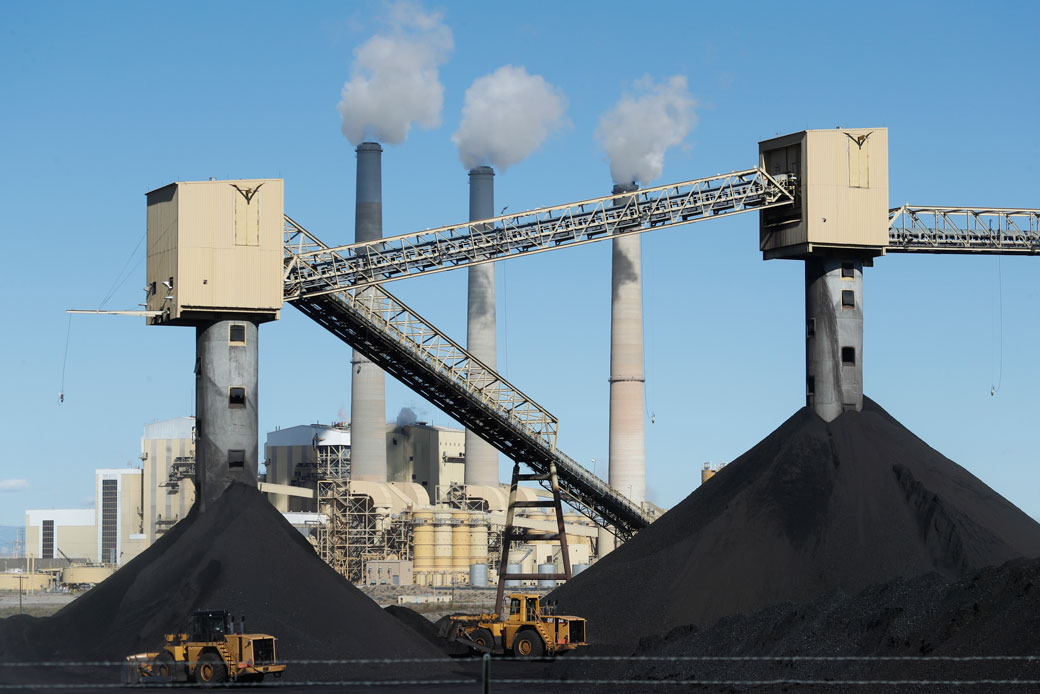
<box><xmin>147</xmin><ymin>179</ymin><xmax>283</xmax><ymax>319</ymax></box>
<box><xmin>146</xmin><ymin>186</ymin><xmax>179</xmax><ymax>322</ymax></box>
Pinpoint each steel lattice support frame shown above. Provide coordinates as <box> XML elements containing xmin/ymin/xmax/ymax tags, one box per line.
<box><xmin>316</xmin><ymin>479</ymin><xmax>350</xmax><ymax>577</ymax></box>
<box><xmin>888</xmin><ymin>206</ymin><xmax>1040</xmax><ymax>254</ymax></box>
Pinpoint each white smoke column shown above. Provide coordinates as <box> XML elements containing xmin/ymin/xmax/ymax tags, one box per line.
<box><xmin>596</xmin><ymin>75</ymin><xmax>697</xmax><ymax>184</ymax></box>
<box><xmin>452</xmin><ymin>65</ymin><xmax>568</xmax><ymax>171</ymax></box>
<box><xmin>337</xmin><ymin>1</ymin><xmax>453</xmax><ymax>145</ymax></box>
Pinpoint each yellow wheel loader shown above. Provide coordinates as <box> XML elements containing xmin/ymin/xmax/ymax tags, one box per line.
<box><xmin>440</xmin><ymin>593</ymin><xmax>587</xmax><ymax>657</ymax></box>
<box><xmin>123</xmin><ymin>610</ymin><xmax>286</xmax><ymax>685</ymax></box>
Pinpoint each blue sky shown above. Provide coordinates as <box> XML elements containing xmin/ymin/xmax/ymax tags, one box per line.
<box><xmin>1</xmin><ymin>1</ymin><xmax>1037</xmax><ymax>526</ymax></box>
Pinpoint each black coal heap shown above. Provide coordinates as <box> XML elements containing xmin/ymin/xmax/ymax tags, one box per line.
<box><xmin>551</xmin><ymin>398</ymin><xmax>1040</xmax><ymax>647</ymax></box>
<box><xmin>0</xmin><ymin>483</ymin><xmax>443</xmax><ymax>675</ymax></box>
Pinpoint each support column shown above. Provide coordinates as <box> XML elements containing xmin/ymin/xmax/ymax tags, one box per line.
<box><xmin>465</xmin><ymin>166</ymin><xmax>499</xmax><ymax>487</ymax></box>
<box><xmin>805</xmin><ymin>258</ymin><xmax>864</xmax><ymax>422</ymax></box>
<box><xmin>195</xmin><ymin>318</ymin><xmax>259</xmax><ymax>510</ymax></box>
<box><xmin>350</xmin><ymin>142</ymin><xmax>388</xmax><ymax>482</ymax></box>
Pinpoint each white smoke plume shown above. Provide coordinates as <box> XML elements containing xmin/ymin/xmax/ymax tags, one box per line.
<box><xmin>337</xmin><ymin>2</ymin><xmax>453</xmax><ymax>145</ymax></box>
<box><xmin>596</xmin><ymin>75</ymin><xmax>697</xmax><ymax>185</ymax></box>
<box><xmin>452</xmin><ymin>65</ymin><xmax>568</xmax><ymax>171</ymax></box>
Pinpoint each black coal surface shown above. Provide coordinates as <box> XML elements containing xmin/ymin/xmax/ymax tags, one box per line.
<box><xmin>0</xmin><ymin>483</ymin><xmax>446</xmax><ymax>683</ymax></box>
<box><xmin>550</xmin><ymin>556</ymin><xmax>1040</xmax><ymax>693</ymax></box>
<box><xmin>384</xmin><ymin>606</ymin><xmax>470</xmax><ymax>656</ymax></box>
<box><xmin>551</xmin><ymin>398</ymin><xmax>1040</xmax><ymax>649</ymax></box>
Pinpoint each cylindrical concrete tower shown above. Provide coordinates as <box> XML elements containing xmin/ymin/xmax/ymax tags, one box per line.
<box><xmin>603</xmin><ymin>182</ymin><xmax>646</xmax><ymax>555</ymax></box>
<box><xmin>350</xmin><ymin>142</ymin><xmax>388</xmax><ymax>482</ymax></box>
<box><xmin>464</xmin><ymin>166</ymin><xmax>499</xmax><ymax>487</ymax></box>
<box><xmin>195</xmin><ymin>319</ymin><xmax>259</xmax><ymax>510</ymax></box>
<box><xmin>805</xmin><ymin>258</ymin><xmax>864</xmax><ymax>422</ymax></box>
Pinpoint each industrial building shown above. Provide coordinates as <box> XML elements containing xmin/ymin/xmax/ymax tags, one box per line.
<box><xmin>263</xmin><ymin>418</ymin><xmax>600</xmax><ymax>587</ymax></box>
<box><xmin>25</xmin><ymin>467</ymin><xmax>147</xmax><ymax>567</ymax></box>
<box><xmin>140</xmin><ymin>417</ymin><xmax>196</xmax><ymax>541</ymax></box>
<box><xmin>17</xmin><ymin>411</ymin><xmax>600</xmax><ymax>591</ymax></box>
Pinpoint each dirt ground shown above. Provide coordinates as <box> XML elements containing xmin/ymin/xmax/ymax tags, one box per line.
<box><xmin>0</xmin><ymin>590</ymin><xmax>77</xmax><ymax>618</ymax></box>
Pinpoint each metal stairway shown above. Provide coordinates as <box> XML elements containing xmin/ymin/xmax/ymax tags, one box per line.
<box><xmin>285</xmin><ymin>218</ymin><xmax>652</xmax><ymax>539</ymax></box>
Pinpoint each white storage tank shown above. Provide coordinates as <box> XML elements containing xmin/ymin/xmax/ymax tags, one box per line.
<box><xmin>469</xmin><ymin>563</ymin><xmax>489</xmax><ymax>588</ymax></box>
<box><xmin>505</xmin><ymin>563</ymin><xmax>522</xmax><ymax>587</ymax></box>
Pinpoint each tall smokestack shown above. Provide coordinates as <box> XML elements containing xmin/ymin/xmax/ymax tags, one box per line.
<box><xmin>465</xmin><ymin>166</ymin><xmax>499</xmax><ymax>487</ymax></box>
<box><xmin>602</xmin><ymin>182</ymin><xmax>646</xmax><ymax>556</ymax></box>
<box><xmin>350</xmin><ymin>142</ymin><xmax>387</xmax><ymax>482</ymax></box>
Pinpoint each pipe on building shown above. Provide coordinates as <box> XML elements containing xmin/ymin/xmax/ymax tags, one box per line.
<box><xmin>805</xmin><ymin>258</ymin><xmax>864</xmax><ymax>421</ymax></box>
<box><xmin>464</xmin><ymin>166</ymin><xmax>500</xmax><ymax>487</ymax></box>
<box><xmin>350</xmin><ymin>142</ymin><xmax>388</xmax><ymax>482</ymax></box>
<box><xmin>195</xmin><ymin>319</ymin><xmax>259</xmax><ymax>510</ymax></box>
<box><xmin>603</xmin><ymin>182</ymin><xmax>646</xmax><ymax>555</ymax></box>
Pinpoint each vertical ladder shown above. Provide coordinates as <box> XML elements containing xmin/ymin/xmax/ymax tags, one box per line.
<box><xmin>495</xmin><ymin>460</ymin><xmax>573</xmax><ymax>617</ymax></box>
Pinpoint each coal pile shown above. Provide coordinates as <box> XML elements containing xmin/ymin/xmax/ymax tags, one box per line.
<box><xmin>549</xmin><ymin>557</ymin><xmax>1040</xmax><ymax>693</ymax></box>
<box><xmin>384</xmin><ymin>606</ymin><xmax>469</xmax><ymax>656</ymax></box>
<box><xmin>0</xmin><ymin>483</ymin><xmax>447</xmax><ymax>684</ymax></box>
<box><xmin>551</xmin><ymin>398</ymin><xmax>1040</xmax><ymax>649</ymax></box>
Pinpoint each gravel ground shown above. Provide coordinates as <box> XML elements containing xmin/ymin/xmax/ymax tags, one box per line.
<box><xmin>0</xmin><ymin>591</ymin><xmax>77</xmax><ymax>618</ymax></box>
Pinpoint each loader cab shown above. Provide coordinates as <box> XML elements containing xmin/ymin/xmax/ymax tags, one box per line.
<box><xmin>188</xmin><ymin>610</ymin><xmax>232</xmax><ymax>642</ymax></box>
<box><xmin>506</xmin><ymin>594</ymin><xmax>540</xmax><ymax>623</ymax></box>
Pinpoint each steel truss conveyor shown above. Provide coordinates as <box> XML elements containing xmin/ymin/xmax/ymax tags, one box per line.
<box><xmin>887</xmin><ymin>206</ymin><xmax>1040</xmax><ymax>254</ymax></box>
<box><xmin>284</xmin><ymin>218</ymin><xmax>652</xmax><ymax>539</ymax></box>
<box><xmin>283</xmin><ymin>169</ymin><xmax>795</xmax><ymax>300</ymax></box>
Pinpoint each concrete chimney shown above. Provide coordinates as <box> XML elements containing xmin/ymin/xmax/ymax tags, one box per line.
<box><xmin>465</xmin><ymin>166</ymin><xmax>499</xmax><ymax>487</ymax></box>
<box><xmin>350</xmin><ymin>142</ymin><xmax>388</xmax><ymax>482</ymax></box>
<box><xmin>602</xmin><ymin>182</ymin><xmax>646</xmax><ymax>556</ymax></box>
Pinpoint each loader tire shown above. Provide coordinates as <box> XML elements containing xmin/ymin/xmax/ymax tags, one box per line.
<box><xmin>469</xmin><ymin>628</ymin><xmax>495</xmax><ymax>653</ymax></box>
<box><xmin>153</xmin><ymin>651</ymin><xmax>176</xmax><ymax>683</ymax></box>
<box><xmin>512</xmin><ymin>629</ymin><xmax>544</xmax><ymax>658</ymax></box>
<box><xmin>195</xmin><ymin>652</ymin><xmax>228</xmax><ymax>685</ymax></box>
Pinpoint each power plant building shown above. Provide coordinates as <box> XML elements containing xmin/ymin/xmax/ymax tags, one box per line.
<box><xmin>264</xmin><ymin>421</ymin><xmax>468</xmax><ymax>511</ymax></box>
<box><xmin>387</xmin><ymin>422</ymin><xmax>466</xmax><ymax>496</ymax></box>
<box><xmin>24</xmin><ymin>509</ymin><xmax>95</xmax><ymax>562</ymax></box>
<box><xmin>140</xmin><ymin>417</ymin><xmax>195</xmax><ymax>541</ymax></box>
<box><xmin>25</xmin><ymin>468</ymin><xmax>149</xmax><ymax>567</ymax></box>
<box><xmin>264</xmin><ymin>423</ymin><xmax>351</xmax><ymax>512</ymax></box>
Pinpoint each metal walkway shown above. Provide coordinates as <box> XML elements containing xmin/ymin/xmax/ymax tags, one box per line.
<box><xmin>285</xmin><ymin>218</ymin><xmax>652</xmax><ymax>539</ymax></box>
